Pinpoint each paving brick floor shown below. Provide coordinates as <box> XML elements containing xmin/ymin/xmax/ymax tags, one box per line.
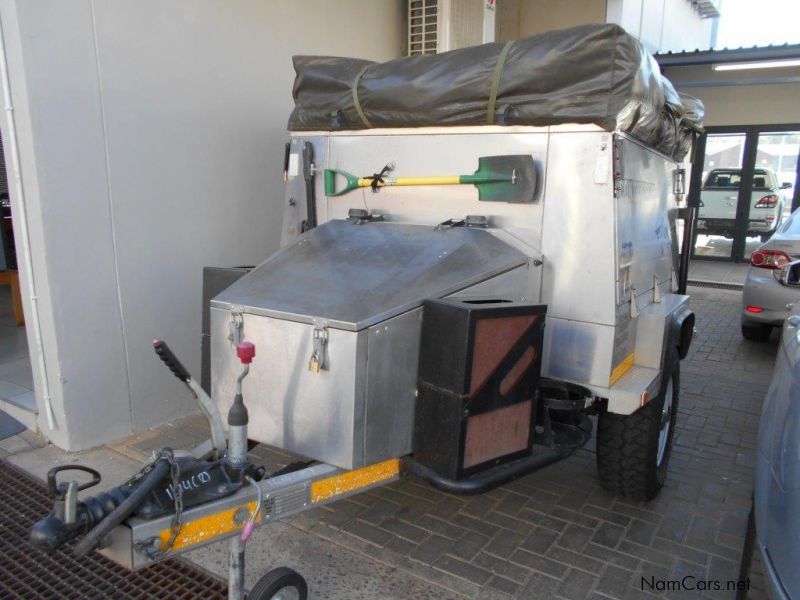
<box><xmin>290</xmin><ymin>286</ymin><xmax>774</xmax><ymax>599</ymax></box>
<box><xmin>109</xmin><ymin>285</ymin><xmax>774</xmax><ymax>599</ymax></box>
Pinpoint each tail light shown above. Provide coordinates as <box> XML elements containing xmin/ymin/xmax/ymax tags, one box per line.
<box><xmin>751</xmin><ymin>249</ymin><xmax>791</xmax><ymax>269</ymax></box>
<box><xmin>755</xmin><ymin>194</ymin><xmax>778</xmax><ymax>208</ymax></box>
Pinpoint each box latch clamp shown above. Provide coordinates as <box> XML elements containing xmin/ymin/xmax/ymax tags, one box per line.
<box><xmin>308</xmin><ymin>326</ymin><xmax>329</xmax><ymax>373</ymax></box>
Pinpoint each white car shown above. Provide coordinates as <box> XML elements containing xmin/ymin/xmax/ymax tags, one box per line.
<box><xmin>742</xmin><ymin>207</ymin><xmax>800</xmax><ymax>341</ymax></box>
<box><xmin>698</xmin><ymin>168</ymin><xmax>791</xmax><ymax>242</ymax></box>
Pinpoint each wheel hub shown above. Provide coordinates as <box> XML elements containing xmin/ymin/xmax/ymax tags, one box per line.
<box><xmin>657</xmin><ymin>378</ymin><xmax>674</xmax><ymax>467</ymax></box>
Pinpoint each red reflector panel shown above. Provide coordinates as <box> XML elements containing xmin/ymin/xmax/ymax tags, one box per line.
<box><xmin>751</xmin><ymin>249</ymin><xmax>791</xmax><ymax>269</ymax></box>
<box><xmin>755</xmin><ymin>194</ymin><xmax>779</xmax><ymax>208</ymax></box>
<box><xmin>746</xmin><ymin>305</ymin><xmax>764</xmax><ymax>313</ymax></box>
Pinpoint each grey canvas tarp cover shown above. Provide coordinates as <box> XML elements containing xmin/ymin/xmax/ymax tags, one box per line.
<box><xmin>288</xmin><ymin>24</ymin><xmax>703</xmax><ymax>161</ymax></box>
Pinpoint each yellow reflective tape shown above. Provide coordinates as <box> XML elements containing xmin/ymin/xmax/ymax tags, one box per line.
<box><xmin>157</xmin><ymin>501</ymin><xmax>257</xmax><ymax>552</ymax></box>
<box><xmin>609</xmin><ymin>353</ymin><xmax>634</xmax><ymax>386</ymax></box>
<box><xmin>311</xmin><ymin>458</ymin><xmax>400</xmax><ymax>503</ymax></box>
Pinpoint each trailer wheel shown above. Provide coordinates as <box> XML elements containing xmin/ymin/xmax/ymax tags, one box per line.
<box><xmin>596</xmin><ymin>349</ymin><xmax>679</xmax><ymax>501</ymax></box>
<box><xmin>249</xmin><ymin>567</ymin><xmax>308</xmax><ymax>600</ymax></box>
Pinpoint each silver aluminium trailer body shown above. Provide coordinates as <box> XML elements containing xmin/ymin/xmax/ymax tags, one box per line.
<box><xmin>32</xmin><ymin>124</ymin><xmax>696</xmax><ymax>598</ymax></box>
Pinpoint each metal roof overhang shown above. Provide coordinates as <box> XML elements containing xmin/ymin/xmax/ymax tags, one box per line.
<box><xmin>656</xmin><ymin>44</ymin><xmax>800</xmax><ymax>67</ymax></box>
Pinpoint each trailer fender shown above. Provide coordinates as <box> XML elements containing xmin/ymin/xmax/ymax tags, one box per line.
<box><xmin>600</xmin><ymin>294</ymin><xmax>691</xmax><ymax>416</ymax></box>
<box><xmin>670</xmin><ymin>305</ymin><xmax>695</xmax><ymax>361</ymax></box>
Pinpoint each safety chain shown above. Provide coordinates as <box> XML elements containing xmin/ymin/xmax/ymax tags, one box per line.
<box><xmin>124</xmin><ymin>446</ymin><xmax>168</xmax><ymax>484</ymax></box>
<box><xmin>129</xmin><ymin>448</ymin><xmax>183</xmax><ymax>560</ymax></box>
<box><xmin>162</xmin><ymin>455</ymin><xmax>183</xmax><ymax>555</ymax></box>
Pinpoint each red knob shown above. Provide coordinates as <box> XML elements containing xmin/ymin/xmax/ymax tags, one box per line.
<box><xmin>236</xmin><ymin>342</ymin><xmax>256</xmax><ymax>364</ymax></box>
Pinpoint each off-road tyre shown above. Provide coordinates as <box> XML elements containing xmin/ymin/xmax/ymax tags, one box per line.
<box><xmin>741</xmin><ymin>322</ymin><xmax>771</xmax><ymax>342</ymax></box>
<box><xmin>596</xmin><ymin>348</ymin><xmax>679</xmax><ymax>501</ymax></box>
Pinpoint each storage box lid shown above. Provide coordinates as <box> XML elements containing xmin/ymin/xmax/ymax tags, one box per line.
<box><xmin>211</xmin><ymin>220</ymin><xmax>528</xmax><ymax>331</ymax></box>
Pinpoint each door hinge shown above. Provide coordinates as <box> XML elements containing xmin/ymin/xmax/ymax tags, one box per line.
<box><xmin>673</xmin><ymin>166</ymin><xmax>686</xmax><ymax>202</ymax></box>
<box><xmin>612</xmin><ymin>136</ymin><xmax>624</xmax><ymax>198</ymax></box>
<box><xmin>228</xmin><ymin>308</ymin><xmax>244</xmax><ymax>345</ymax></box>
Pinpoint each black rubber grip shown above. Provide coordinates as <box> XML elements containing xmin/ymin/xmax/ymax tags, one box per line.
<box><xmin>73</xmin><ymin>458</ymin><xmax>171</xmax><ymax>559</ymax></box>
<box><xmin>228</xmin><ymin>393</ymin><xmax>248</xmax><ymax>426</ymax></box>
<box><xmin>153</xmin><ymin>339</ymin><xmax>190</xmax><ymax>382</ymax></box>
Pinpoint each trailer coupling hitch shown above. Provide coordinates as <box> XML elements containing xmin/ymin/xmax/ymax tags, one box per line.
<box><xmin>30</xmin><ymin>339</ymin><xmax>265</xmax><ymax>558</ymax></box>
<box><xmin>29</xmin><ymin>449</ymin><xmax>265</xmax><ymax>556</ymax></box>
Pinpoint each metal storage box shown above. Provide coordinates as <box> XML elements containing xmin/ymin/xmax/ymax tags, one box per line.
<box><xmin>210</xmin><ymin>219</ymin><xmax>532</xmax><ymax>469</ymax></box>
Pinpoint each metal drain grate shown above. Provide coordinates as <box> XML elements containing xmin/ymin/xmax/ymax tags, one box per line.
<box><xmin>0</xmin><ymin>459</ymin><xmax>227</xmax><ymax>599</ymax></box>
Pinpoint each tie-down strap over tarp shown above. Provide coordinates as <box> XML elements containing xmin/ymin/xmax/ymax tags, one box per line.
<box><xmin>288</xmin><ymin>23</ymin><xmax>704</xmax><ymax>162</ymax></box>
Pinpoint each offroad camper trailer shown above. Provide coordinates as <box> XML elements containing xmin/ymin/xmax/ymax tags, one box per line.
<box><xmin>31</xmin><ymin>24</ymin><xmax>700</xmax><ymax>599</ymax></box>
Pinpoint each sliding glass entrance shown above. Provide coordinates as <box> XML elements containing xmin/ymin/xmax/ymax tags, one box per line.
<box><xmin>692</xmin><ymin>126</ymin><xmax>800</xmax><ymax>263</ymax></box>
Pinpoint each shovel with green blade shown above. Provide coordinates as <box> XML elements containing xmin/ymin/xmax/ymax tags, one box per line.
<box><xmin>323</xmin><ymin>155</ymin><xmax>536</xmax><ymax>203</ymax></box>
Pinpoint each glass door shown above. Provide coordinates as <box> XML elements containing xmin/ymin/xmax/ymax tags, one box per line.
<box><xmin>693</xmin><ymin>133</ymin><xmax>746</xmax><ymax>259</ymax></box>
<box><xmin>737</xmin><ymin>131</ymin><xmax>800</xmax><ymax>260</ymax></box>
<box><xmin>691</xmin><ymin>128</ymin><xmax>800</xmax><ymax>263</ymax></box>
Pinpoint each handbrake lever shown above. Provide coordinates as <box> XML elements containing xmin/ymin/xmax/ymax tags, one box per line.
<box><xmin>153</xmin><ymin>339</ymin><xmax>226</xmax><ymax>459</ymax></box>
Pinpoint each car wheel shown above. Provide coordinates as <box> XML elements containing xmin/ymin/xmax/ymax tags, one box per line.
<box><xmin>596</xmin><ymin>348</ymin><xmax>679</xmax><ymax>501</ymax></box>
<box><xmin>741</xmin><ymin>322</ymin><xmax>771</xmax><ymax>342</ymax></box>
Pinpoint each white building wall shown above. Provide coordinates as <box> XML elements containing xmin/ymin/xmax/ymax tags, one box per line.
<box><xmin>494</xmin><ymin>0</ymin><xmax>711</xmax><ymax>53</ymax></box>
<box><xmin>448</xmin><ymin>0</ymin><xmax>713</xmax><ymax>54</ymax></box>
<box><xmin>657</xmin><ymin>0</ymin><xmax>714</xmax><ymax>53</ymax></box>
<box><xmin>606</xmin><ymin>0</ymin><xmax>714</xmax><ymax>53</ymax></box>
<box><xmin>0</xmin><ymin>0</ymin><xmax>405</xmax><ymax>450</ymax></box>
<box><xmin>515</xmin><ymin>0</ymin><xmax>607</xmax><ymax>39</ymax></box>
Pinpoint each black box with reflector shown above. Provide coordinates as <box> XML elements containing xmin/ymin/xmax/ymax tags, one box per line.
<box><xmin>413</xmin><ymin>298</ymin><xmax>547</xmax><ymax>481</ymax></box>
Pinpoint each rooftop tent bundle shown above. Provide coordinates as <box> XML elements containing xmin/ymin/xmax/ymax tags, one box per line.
<box><xmin>288</xmin><ymin>23</ymin><xmax>703</xmax><ymax>161</ymax></box>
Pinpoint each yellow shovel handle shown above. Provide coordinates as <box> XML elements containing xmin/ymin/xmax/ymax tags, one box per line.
<box><xmin>356</xmin><ymin>176</ymin><xmax>461</xmax><ymax>188</ymax></box>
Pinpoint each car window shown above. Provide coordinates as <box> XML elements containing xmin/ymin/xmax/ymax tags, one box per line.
<box><xmin>703</xmin><ymin>170</ymin><xmax>772</xmax><ymax>189</ymax></box>
<box><xmin>704</xmin><ymin>171</ymin><xmax>742</xmax><ymax>188</ymax></box>
<box><xmin>753</xmin><ymin>170</ymin><xmax>772</xmax><ymax>189</ymax></box>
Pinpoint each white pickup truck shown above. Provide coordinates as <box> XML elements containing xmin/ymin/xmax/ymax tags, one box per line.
<box><xmin>697</xmin><ymin>168</ymin><xmax>792</xmax><ymax>242</ymax></box>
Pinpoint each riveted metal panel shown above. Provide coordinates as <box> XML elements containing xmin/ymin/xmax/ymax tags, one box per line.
<box><xmin>363</xmin><ymin>308</ymin><xmax>423</xmax><ymax>464</ymax></box>
<box><xmin>211</xmin><ymin>307</ymin><xmax>364</xmax><ymax>469</ymax></box>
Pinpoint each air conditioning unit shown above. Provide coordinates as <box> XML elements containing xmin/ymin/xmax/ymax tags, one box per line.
<box><xmin>407</xmin><ymin>0</ymin><xmax>500</xmax><ymax>56</ymax></box>
<box><xmin>408</xmin><ymin>0</ymin><xmax>439</xmax><ymax>55</ymax></box>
